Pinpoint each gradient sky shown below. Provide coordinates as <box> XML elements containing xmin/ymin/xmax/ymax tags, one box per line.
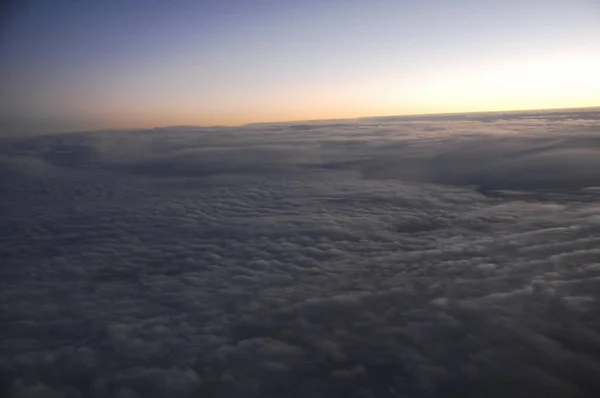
<box><xmin>1</xmin><ymin>0</ymin><xmax>599</xmax><ymax>134</ymax></box>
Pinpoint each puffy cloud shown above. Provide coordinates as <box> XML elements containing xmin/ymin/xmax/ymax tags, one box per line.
<box><xmin>1</xmin><ymin>109</ymin><xmax>600</xmax><ymax>397</ymax></box>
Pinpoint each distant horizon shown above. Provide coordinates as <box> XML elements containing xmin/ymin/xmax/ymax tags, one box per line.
<box><xmin>2</xmin><ymin>104</ymin><xmax>599</xmax><ymax>138</ymax></box>
<box><xmin>243</xmin><ymin>104</ymin><xmax>600</xmax><ymax>126</ymax></box>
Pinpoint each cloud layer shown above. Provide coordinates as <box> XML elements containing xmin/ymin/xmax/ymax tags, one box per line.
<box><xmin>1</xmin><ymin>110</ymin><xmax>600</xmax><ymax>397</ymax></box>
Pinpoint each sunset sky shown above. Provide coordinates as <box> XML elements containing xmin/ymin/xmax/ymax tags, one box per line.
<box><xmin>1</xmin><ymin>0</ymin><xmax>599</xmax><ymax>134</ymax></box>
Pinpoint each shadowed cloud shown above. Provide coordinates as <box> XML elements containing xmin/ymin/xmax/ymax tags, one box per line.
<box><xmin>1</xmin><ymin>109</ymin><xmax>600</xmax><ymax>397</ymax></box>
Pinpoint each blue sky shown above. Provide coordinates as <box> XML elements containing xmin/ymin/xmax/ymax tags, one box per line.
<box><xmin>1</xmin><ymin>0</ymin><xmax>599</xmax><ymax>134</ymax></box>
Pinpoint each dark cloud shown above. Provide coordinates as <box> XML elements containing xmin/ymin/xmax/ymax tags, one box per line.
<box><xmin>1</xmin><ymin>110</ymin><xmax>600</xmax><ymax>397</ymax></box>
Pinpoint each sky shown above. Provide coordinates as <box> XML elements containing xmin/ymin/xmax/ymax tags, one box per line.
<box><xmin>0</xmin><ymin>0</ymin><xmax>599</xmax><ymax>134</ymax></box>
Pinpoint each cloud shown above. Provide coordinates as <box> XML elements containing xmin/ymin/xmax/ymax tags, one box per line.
<box><xmin>1</xmin><ymin>109</ymin><xmax>600</xmax><ymax>397</ymax></box>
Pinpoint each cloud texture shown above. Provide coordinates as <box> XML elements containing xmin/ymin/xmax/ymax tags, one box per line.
<box><xmin>1</xmin><ymin>109</ymin><xmax>600</xmax><ymax>397</ymax></box>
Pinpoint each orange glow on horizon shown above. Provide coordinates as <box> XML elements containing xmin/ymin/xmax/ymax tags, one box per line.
<box><xmin>76</xmin><ymin>47</ymin><xmax>599</xmax><ymax>130</ymax></box>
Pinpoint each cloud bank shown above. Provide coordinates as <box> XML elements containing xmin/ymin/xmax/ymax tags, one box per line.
<box><xmin>1</xmin><ymin>110</ymin><xmax>600</xmax><ymax>397</ymax></box>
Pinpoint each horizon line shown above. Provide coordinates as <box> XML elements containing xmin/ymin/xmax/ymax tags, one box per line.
<box><xmin>3</xmin><ymin>105</ymin><xmax>599</xmax><ymax>138</ymax></box>
<box><xmin>242</xmin><ymin>105</ymin><xmax>600</xmax><ymax>127</ymax></box>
